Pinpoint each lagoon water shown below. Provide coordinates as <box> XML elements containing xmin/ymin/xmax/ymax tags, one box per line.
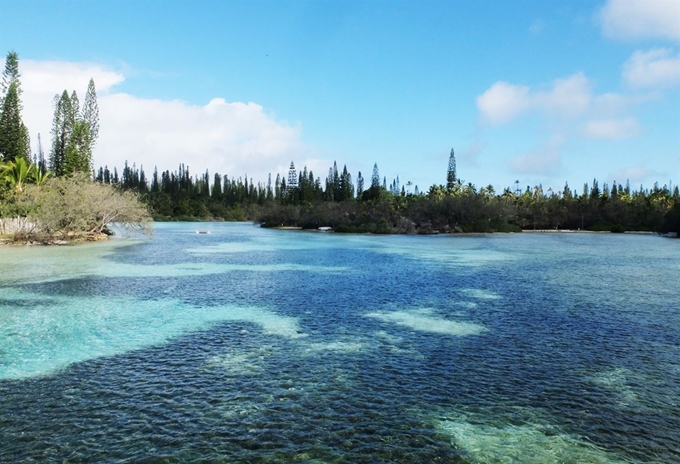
<box><xmin>1</xmin><ymin>223</ymin><xmax>679</xmax><ymax>463</ymax></box>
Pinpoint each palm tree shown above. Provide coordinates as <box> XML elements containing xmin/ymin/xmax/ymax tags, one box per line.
<box><xmin>32</xmin><ymin>167</ymin><xmax>52</xmax><ymax>186</ymax></box>
<box><xmin>0</xmin><ymin>157</ymin><xmax>34</xmax><ymax>194</ymax></box>
<box><xmin>0</xmin><ymin>158</ymin><xmax>52</xmax><ymax>193</ymax></box>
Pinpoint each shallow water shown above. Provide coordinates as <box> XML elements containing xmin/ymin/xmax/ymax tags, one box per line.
<box><xmin>1</xmin><ymin>223</ymin><xmax>678</xmax><ymax>463</ymax></box>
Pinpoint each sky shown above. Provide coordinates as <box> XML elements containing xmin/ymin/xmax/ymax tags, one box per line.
<box><xmin>1</xmin><ymin>0</ymin><xmax>679</xmax><ymax>193</ymax></box>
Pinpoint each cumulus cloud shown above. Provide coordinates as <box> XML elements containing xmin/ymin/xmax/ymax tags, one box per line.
<box><xmin>583</xmin><ymin>118</ymin><xmax>642</xmax><ymax>139</ymax></box>
<box><xmin>591</xmin><ymin>91</ymin><xmax>658</xmax><ymax>116</ymax></box>
<box><xmin>22</xmin><ymin>60</ymin><xmax>125</xmax><ymax>95</ymax></box>
<box><xmin>20</xmin><ymin>59</ymin><xmax>322</xmax><ymax>184</ymax></box>
<box><xmin>477</xmin><ymin>73</ymin><xmax>591</xmax><ymax>124</ymax></box>
<box><xmin>534</xmin><ymin>73</ymin><xmax>591</xmax><ymax>117</ymax></box>
<box><xmin>599</xmin><ymin>0</ymin><xmax>680</xmax><ymax>42</ymax></box>
<box><xmin>476</xmin><ymin>82</ymin><xmax>532</xmax><ymax>124</ymax></box>
<box><xmin>622</xmin><ymin>48</ymin><xmax>680</xmax><ymax>88</ymax></box>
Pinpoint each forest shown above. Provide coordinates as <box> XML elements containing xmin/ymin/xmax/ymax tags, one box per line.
<box><xmin>93</xmin><ymin>156</ymin><xmax>680</xmax><ymax>235</ymax></box>
<box><xmin>1</xmin><ymin>50</ymin><xmax>679</xmax><ymax>239</ymax></box>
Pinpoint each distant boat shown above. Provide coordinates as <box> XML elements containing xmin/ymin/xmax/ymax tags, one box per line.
<box><xmin>195</xmin><ymin>230</ymin><xmax>211</xmax><ymax>234</ymax></box>
<box><xmin>318</xmin><ymin>227</ymin><xmax>332</xmax><ymax>232</ymax></box>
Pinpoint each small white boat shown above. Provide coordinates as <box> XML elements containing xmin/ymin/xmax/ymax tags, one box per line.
<box><xmin>195</xmin><ymin>230</ymin><xmax>211</xmax><ymax>234</ymax></box>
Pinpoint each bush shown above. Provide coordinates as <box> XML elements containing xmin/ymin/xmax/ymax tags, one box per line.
<box><xmin>21</xmin><ymin>173</ymin><xmax>152</xmax><ymax>240</ymax></box>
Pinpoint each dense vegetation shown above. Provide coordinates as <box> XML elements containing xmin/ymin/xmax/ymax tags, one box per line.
<box><xmin>93</xmin><ymin>153</ymin><xmax>679</xmax><ymax>236</ymax></box>
<box><xmin>1</xmin><ymin>49</ymin><xmax>678</xmax><ymax>240</ymax></box>
<box><xmin>0</xmin><ymin>51</ymin><xmax>150</xmax><ymax>243</ymax></box>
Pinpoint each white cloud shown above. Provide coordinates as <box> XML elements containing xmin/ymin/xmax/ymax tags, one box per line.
<box><xmin>583</xmin><ymin>118</ymin><xmax>642</xmax><ymax>139</ymax></box>
<box><xmin>622</xmin><ymin>48</ymin><xmax>680</xmax><ymax>88</ymax></box>
<box><xmin>20</xmin><ymin>59</ymin><xmax>322</xmax><ymax>183</ymax></box>
<box><xmin>476</xmin><ymin>82</ymin><xmax>532</xmax><ymax>124</ymax></box>
<box><xmin>22</xmin><ymin>60</ymin><xmax>125</xmax><ymax>95</ymax></box>
<box><xmin>591</xmin><ymin>91</ymin><xmax>659</xmax><ymax>116</ymax></box>
<box><xmin>477</xmin><ymin>73</ymin><xmax>591</xmax><ymax>124</ymax></box>
<box><xmin>599</xmin><ymin>0</ymin><xmax>680</xmax><ymax>42</ymax></box>
<box><xmin>534</xmin><ymin>73</ymin><xmax>592</xmax><ymax>117</ymax></box>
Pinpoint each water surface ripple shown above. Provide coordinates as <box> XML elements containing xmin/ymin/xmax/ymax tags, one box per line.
<box><xmin>1</xmin><ymin>223</ymin><xmax>678</xmax><ymax>463</ymax></box>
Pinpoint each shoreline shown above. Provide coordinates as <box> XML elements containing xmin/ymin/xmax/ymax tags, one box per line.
<box><xmin>268</xmin><ymin>226</ymin><xmax>675</xmax><ymax>237</ymax></box>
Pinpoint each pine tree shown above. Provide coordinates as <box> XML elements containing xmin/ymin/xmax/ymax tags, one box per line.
<box><xmin>446</xmin><ymin>148</ymin><xmax>457</xmax><ymax>189</ymax></box>
<box><xmin>82</xmin><ymin>78</ymin><xmax>99</xmax><ymax>148</ymax></box>
<box><xmin>49</xmin><ymin>91</ymin><xmax>74</xmax><ymax>176</ymax></box>
<box><xmin>332</xmin><ymin>161</ymin><xmax>340</xmax><ymax>200</ymax></box>
<box><xmin>371</xmin><ymin>163</ymin><xmax>380</xmax><ymax>188</ymax></box>
<box><xmin>63</xmin><ymin>120</ymin><xmax>91</xmax><ymax>174</ymax></box>
<box><xmin>266</xmin><ymin>173</ymin><xmax>272</xmax><ymax>200</ymax></box>
<box><xmin>0</xmin><ymin>81</ymin><xmax>29</xmax><ymax>162</ymax></box>
<box><xmin>356</xmin><ymin>171</ymin><xmax>364</xmax><ymax>198</ymax></box>
<box><xmin>287</xmin><ymin>161</ymin><xmax>298</xmax><ymax>189</ymax></box>
<box><xmin>0</xmin><ymin>51</ymin><xmax>20</xmax><ymax>98</ymax></box>
<box><xmin>70</xmin><ymin>90</ymin><xmax>80</xmax><ymax>121</ymax></box>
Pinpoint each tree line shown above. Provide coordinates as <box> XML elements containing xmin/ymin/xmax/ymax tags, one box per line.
<box><xmin>90</xmin><ymin>148</ymin><xmax>679</xmax><ymax>235</ymax></box>
<box><xmin>1</xmin><ymin>49</ymin><xmax>678</xmax><ymax>238</ymax></box>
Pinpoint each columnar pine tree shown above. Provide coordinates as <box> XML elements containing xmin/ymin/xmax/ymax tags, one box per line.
<box><xmin>0</xmin><ymin>51</ymin><xmax>29</xmax><ymax>162</ymax></box>
<box><xmin>49</xmin><ymin>90</ymin><xmax>73</xmax><ymax>176</ymax></box>
<box><xmin>356</xmin><ymin>171</ymin><xmax>364</xmax><ymax>198</ymax></box>
<box><xmin>0</xmin><ymin>81</ymin><xmax>30</xmax><ymax>162</ymax></box>
<box><xmin>0</xmin><ymin>51</ymin><xmax>20</xmax><ymax>98</ymax></box>
<box><xmin>70</xmin><ymin>90</ymin><xmax>80</xmax><ymax>122</ymax></box>
<box><xmin>446</xmin><ymin>148</ymin><xmax>457</xmax><ymax>189</ymax></box>
<box><xmin>371</xmin><ymin>163</ymin><xmax>380</xmax><ymax>188</ymax></box>
<box><xmin>63</xmin><ymin>120</ymin><xmax>91</xmax><ymax>174</ymax></box>
<box><xmin>82</xmin><ymin>78</ymin><xmax>99</xmax><ymax>148</ymax></box>
<box><xmin>49</xmin><ymin>80</ymin><xmax>97</xmax><ymax>176</ymax></box>
<box><xmin>287</xmin><ymin>162</ymin><xmax>298</xmax><ymax>189</ymax></box>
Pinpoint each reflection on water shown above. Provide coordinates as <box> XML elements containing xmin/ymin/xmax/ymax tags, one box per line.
<box><xmin>1</xmin><ymin>223</ymin><xmax>678</xmax><ymax>462</ymax></box>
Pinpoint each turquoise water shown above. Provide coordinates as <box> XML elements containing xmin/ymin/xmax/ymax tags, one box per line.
<box><xmin>1</xmin><ymin>223</ymin><xmax>678</xmax><ymax>462</ymax></box>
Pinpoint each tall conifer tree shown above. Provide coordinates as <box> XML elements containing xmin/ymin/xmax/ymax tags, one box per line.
<box><xmin>49</xmin><ymin>90</ymin><xmax>73</xmax><ymax>176</ymax></box>
<box><xmin>356</xmin><ymin>171</ymin><xmax>364</xmax><ymax>198</ymax></box>
<box><xmin>0</xmin><ymin>82</ymin><xmax>29</xmax><ymax>162</ymax></box>
<box><xmin>0</xmin><ymin>52</ymin><xmax>29</xmax><ymax>162</ymax></box>
<box><xmin>82</xmin><ymin>78</ymin><xmax>99</xmax><ymax>148</ymax></box>
<box><xmin>446</xmin><ymin>148</ymin><xmax>457</xmax><ymax>189</ymax></box>
<box><xmin>0</xmin><ymin>51</ymin><xmax>20</xmax><ymax>98</ymax></box>
<box><xmin>371</xmin><ymin>163</ymin><xmax>380</xmax><ymax>188</ymax></box>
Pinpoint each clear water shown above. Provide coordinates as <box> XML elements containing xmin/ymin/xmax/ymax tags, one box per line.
<box><xmin>1</xmin><ymin>223</ymin><xmax>678</xmax><ymax>463</ymax></box>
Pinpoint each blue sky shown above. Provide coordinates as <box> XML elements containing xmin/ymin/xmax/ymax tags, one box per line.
<box><xmin>1</xmin><ymin>0</ymin><xmax>678</xmax><ymax>193</ymax></box>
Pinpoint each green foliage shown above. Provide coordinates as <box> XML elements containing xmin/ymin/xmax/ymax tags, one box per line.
<box><xmin>0</xmin><ymin>51</ymin><xmax>20</xmax><ymax>97</ymax></box>
<box><xmin>0</xmin><ymin>81</ymin><xmax>29</xmax><ymax>162</ymax></box>
<box><xmin>82</xmin><ymin>78</ymin><xmax>99</xmax><ymax>147</ymax></box>
<box><xmin>371</xmin><ymin>163</ymin><xmax>380</xmax><ymax>188</ymax></box>
<box><xmin>49</xmin><ymin>80</ymin><xmax>97</xmax><ymax>177</ymax></box>
<box><xmin>63</xmin><ymin>120</ymin><xmax>92</xmax><ymax>174</ymax></box>
<box><xmin>660</xmin><ymin>201</ymin><xmax>680</xmax><ymax>236</ymax></box>
<box><xmin>49</xmin><ymin>90</ymin><xmax>73</xmax><ymax>176</ymax></box>
<box><xmin>446</xmin><ymin>148</ymin><xmax>457</xmax><ymax>189</ymax></box>
<box><xmin>0</xmin><ymin>157</ymin><xmax>34</xmax><ymax>193</ymax></box>
<box><xmin>22</xmin><ymin>173</ymin><xmax>151</xmax><ymax>239</ymax></box>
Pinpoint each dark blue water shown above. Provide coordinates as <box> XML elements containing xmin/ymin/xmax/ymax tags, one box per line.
<box><xmin>1</xmin><ymin>224</ymin><xmax>679</xmax><ymax>463</ymax></box>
